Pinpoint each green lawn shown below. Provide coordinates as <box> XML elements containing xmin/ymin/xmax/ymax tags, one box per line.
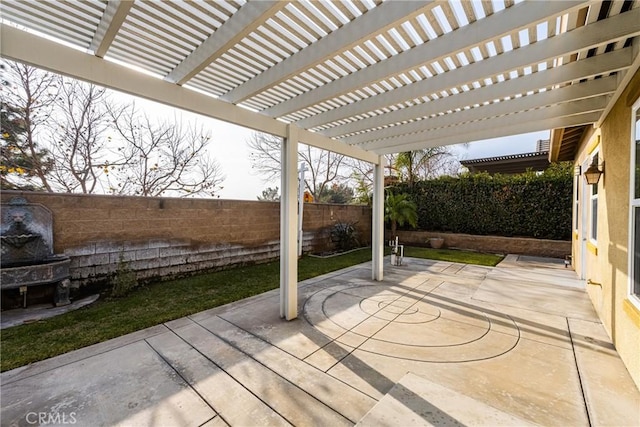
<box><xmin>0</xmin><ymin>247</ymin><xmax>502</xmax><ymax>372</ymax></box>
<box><xmin>403</xmin><ymin>246</ymin><xmax>503</xmax><ymax>266</ymax></box>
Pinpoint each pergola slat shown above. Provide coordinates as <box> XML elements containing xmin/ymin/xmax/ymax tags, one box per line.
<box><xmin>294</xmin><ymin>6</ymin><xmax>640</xmax><ymax>129</ymax></box>
<box><xmin>266</xmin><ymin>0</ymin><xmax>590</xmax><ymax>120</ymax></box>
<box><xmin>324</xmin><ymin>47</ymin><xmax>630</xmax><ymax>139</ymax></box>
<box><xmin>164</xmin><ymin>1</ymin><xmax>286</xmax><ymax>85</ymax></box>
<box><xmin>376</xmin><ymin>111</ymin><xmax>603</xmax><ymax>155</ymax></box>
<box><xmin>221</xmin><ymin>1</ymin><xmax>433</xmax><ymax>104</ymax></box>
<box><xmin>347</xmin><ymin>76</ymin><xmax>616</xmax><ymax>146</ymax></box>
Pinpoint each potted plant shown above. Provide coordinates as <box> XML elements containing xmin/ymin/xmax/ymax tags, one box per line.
<box><xmin>429</xmin><ymin>237</ymin><xmax>444</xmax><ymax>249</ymax></box>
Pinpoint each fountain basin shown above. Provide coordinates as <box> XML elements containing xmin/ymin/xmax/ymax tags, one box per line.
<box><xmin>1</xmin><ymin>255</ymin><xmax>70</xmax><ymax>290</ymax></box>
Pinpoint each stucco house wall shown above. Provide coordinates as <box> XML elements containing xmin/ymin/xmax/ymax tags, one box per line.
<box><xmin>572</xmin><ymin>69</ymin><xmax>640</xmax><ymax>389</ymax></box>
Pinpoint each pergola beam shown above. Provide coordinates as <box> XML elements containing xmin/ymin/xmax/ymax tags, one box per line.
<box><xmin>1</xmin><ymin>24</ymin><xmax>378</xmax><ymax>164</ymax></box>
<box><xmin>596</xmin><ymin>40</ymin><xmax>640</xmax><ymax>127</ymax></box>
<box><xmin>164</xmin><ymin>1</ymin><xmax>287</xmax><ymax>85</ymax></box>
<box><xmin>296</xmin><ymin>6</ymin><xmax>640</xmax><ymax>129</ymax></box>
<box><xmin>365</xmin><ymin>95</ymin><xmax>607</xmax><ymax>151</ymax></box>
<box><xmin>220</xmin><ymin>1</ymin><xmax>434</xmax><ymax>104</ymax></box>
<box><xmin>89</xmin><ymin>0</ymin><xmax>134</xmax><ymax>58</ymax></box>
<box><xmin>323</xmin><ymin>47</ymin><xmax>633</xmax><ymax>139</ymax></box>
<box><xmin>376</xmin><ymin>111</ymin><xmax>602</xmax><ymax>155</ymax></box>
<box><xmin>347</xmin><ymin>76</ymin><xmax>616</xmax><ymax>146</ymax></box>
<box><xmin>266</xmin><ymin>0</ymin><xmax>592</xmax><ymax>119</ymax></box>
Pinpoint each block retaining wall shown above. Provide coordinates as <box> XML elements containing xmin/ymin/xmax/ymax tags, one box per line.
<box><xmin>1</xmin><ymin>191</ymin><xmax>371</xmax><ymax>287</ymax></box>
<box><xmin>393</xmin><ymin>230</ymin><xmax>571</xmax><ymax>258</ymax></box>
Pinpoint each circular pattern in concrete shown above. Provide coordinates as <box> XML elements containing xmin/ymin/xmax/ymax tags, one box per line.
<box><xmin>303</xmin><ymin>283</ymin><xmax>520</xmax><ymax>363</ymax></box>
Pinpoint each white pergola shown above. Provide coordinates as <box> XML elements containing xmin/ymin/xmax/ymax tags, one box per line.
<box><xmin>1</xmin><ymin>0</ymin><xmax>639</xmax><ymax>319</ymax></box>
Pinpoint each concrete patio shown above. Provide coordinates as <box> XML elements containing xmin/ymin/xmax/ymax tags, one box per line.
<box><xmin>2</xmin><ymin>255</ymin><xmax>639</xmax><ymax>426</ymax></box>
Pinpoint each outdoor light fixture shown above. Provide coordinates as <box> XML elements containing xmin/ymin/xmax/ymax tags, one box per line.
<box><xmin>584</xmin><ymin>157</ymin><xmax>604</xmax><ymax>185</ymax></box>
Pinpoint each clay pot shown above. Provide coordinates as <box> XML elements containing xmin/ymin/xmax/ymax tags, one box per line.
<box><xmin>429</xmin><ymin>237</ymin><xmax>444</xmax><ymax>249</ymax></box>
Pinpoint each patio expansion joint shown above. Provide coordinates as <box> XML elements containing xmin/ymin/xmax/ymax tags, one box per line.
<box><xmin>160</xmin><ymin>320</ymin><xmax>292</xmax><ymax>425</ymax></box>
<box><xmin>566</xmin><ymin>317</ymin><xmax>594</xmax><ymax>427</ymax></box>
<box><xmin>142</xmin><ymin>336</ymin><xmax>223</xmax><ymax>424</ymax></box>
<box><xmin>189</xmin><ymin>315</ymin><xmax>356</xmax><ymax>425</ymax></box>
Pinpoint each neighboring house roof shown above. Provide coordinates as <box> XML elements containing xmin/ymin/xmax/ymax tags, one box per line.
<box><xmin>461</xmin><ymin>151</ymin><xmax>550</xmax><ymax>175</ymax></box>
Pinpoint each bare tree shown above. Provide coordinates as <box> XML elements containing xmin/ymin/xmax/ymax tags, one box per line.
<box><xmin>0</xmin><ymin>61</ymin><xmax>57</xmax><ymax>191</ymax></box>
<box><xmin>247</xmin><ymin>132</ymin><xmax>348</xmax><ymax>200</ymax></box>
<box><xmin>46</xmin><ymin>80</ymin><xmax>115</xmax><ymax>193</ymax></box>
<box><xmin>108</xmin><ymin>105</ymin><xmax>224</xmax><ymax>197</ymax></box>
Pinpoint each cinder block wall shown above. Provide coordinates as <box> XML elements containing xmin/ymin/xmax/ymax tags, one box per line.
<box><xmin>1</xmin><ymin>191</ymin><xmax>372</xmax><ymax>286</ymax></box>
<box><xmin>393</xmin><ymin>230</ymin><xmax>571</xmax><ymax>258</ymax></box>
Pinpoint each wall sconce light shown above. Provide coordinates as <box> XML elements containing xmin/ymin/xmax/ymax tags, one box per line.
<box><xmin>584</xmin><ymin>157</ymin><xmax>604</xmax><ymax>185</ymax></box>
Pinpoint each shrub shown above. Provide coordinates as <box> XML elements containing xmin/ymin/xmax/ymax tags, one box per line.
<box><xmin>391</xmin><ymin>163</ymin><xmax>573</xmax><ymax>240</ymax></box>
<box><xmin>330</xmin><ymin>221</ymin><xmax>360</xmax><ymax>252</ymax></box>
<box><xmin>110</xmin><ymin>253</ymin><xmax>139</xmax><ymax>298</ymax></box>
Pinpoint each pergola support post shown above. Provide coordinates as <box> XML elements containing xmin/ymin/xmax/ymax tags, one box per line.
<box><xmin>280</xmin><ymin>124</ymin><xmax>299</xmax><ymax>320</ymax></box>
<box><xmin>372</xmin><ymin>155</ymin><xmax>384</xmax><ymax>281</ymax></box>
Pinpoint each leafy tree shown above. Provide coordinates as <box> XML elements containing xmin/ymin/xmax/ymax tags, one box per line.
<box><xmin>346</xmin><ymin>156</ymin><xmax>397</xmax><ymax>205</ymax></box>
<box><xmin>257</xmin><ymin>186</ymin><xmax>280</xmax><ymax>201</ymax></box>
<box><xmin>107</xmin><ymin>105</ymin><xmax>224</xmax><ymax>197</ymax></box>
<box><xmin>395</xmin><ymin>147</ymin><xmax>459</xmax><ymax>187</ymax></box>
<box><xmin>247</xmin><ymin>132</ymin><xmax>347</xmax><ymax>200</ymax></box>
<box><xmin>385</xmin><ymin>192</ymin><xmax>418</xmax><ymax>238</ymax></box>
<box><xmin>317</xmin><ymin>182</ymin><xmax>354</xmax><ymax>204</ymax></box>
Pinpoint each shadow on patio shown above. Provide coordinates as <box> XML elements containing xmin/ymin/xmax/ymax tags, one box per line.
<box><xmin>1</xmin><ymin>256</ymin><xmax>639</xmax><ymax>426</ymax></box>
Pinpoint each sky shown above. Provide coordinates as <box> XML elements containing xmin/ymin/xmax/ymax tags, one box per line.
<box><xmin>119</xmin><ymin>93</ymin><xmax>550</xmax><ymax>201</ymax></box>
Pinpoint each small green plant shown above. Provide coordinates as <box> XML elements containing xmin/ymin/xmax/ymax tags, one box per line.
<box><xmin>110</xmin><ymin>252</ymin><xmax>138</xmax><ymax>298</ymax></box>
<box><xmin>385</xmin><ymin>192</ymin><xmax>418</xmax><ymax>238</ymax></box>
<box><xmin>330</xmin><ymin>221</ymin><xmax>360</xmax><ymax>252</ymax></box>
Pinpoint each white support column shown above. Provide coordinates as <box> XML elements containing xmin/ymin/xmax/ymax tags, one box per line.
<box><xmin>372</xmin><ymin>156</ymin><xmax>384</xmax><ymax>281</ymax></box>
<box><xmin>280</xmin><ymin>124</ymin><xmax>299</xmax><ymax>320</ymax></box>
<box><xmin>297</xmin><ymin>162</ymin><xmax>307</xmax><ymax>256</ymax></box>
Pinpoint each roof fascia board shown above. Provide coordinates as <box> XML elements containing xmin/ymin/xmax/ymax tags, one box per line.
<box><xmin>549</xmin><ymin>128</ymin><xmax>565</xmax><ymax>162</ymax></box>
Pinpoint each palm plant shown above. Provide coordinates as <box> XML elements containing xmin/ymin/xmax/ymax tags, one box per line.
<box><xmin>384</xmin><ymin>193</ymin><xmax>418</xmax><ymax>238</ymax></box>
<box><xmin>395</xmin><ymin>148</ymin><xmax>453</xmax><ymax>187</ymax></box>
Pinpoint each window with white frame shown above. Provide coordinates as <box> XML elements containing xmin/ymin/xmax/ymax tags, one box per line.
<box><xmin>590</xmin><ymin>151</ymin><xmax>599</xmax><ymax>243</ymax></box>
<box><xmin>630</xmin><ymin>100</ymin><xmax>640</xmax><ymax>304</ymax></box>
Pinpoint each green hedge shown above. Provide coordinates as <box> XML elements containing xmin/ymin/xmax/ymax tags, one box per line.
<box><xmin>391</xmin><ymin>163</ymin><xmax>573</xmax><ymax>240</ymax></box>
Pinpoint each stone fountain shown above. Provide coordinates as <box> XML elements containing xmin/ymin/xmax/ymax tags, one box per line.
<box><xmin>1</xmin><ymin>197</ymin><xmax>71</xmax><ymax>308</ymax></box>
